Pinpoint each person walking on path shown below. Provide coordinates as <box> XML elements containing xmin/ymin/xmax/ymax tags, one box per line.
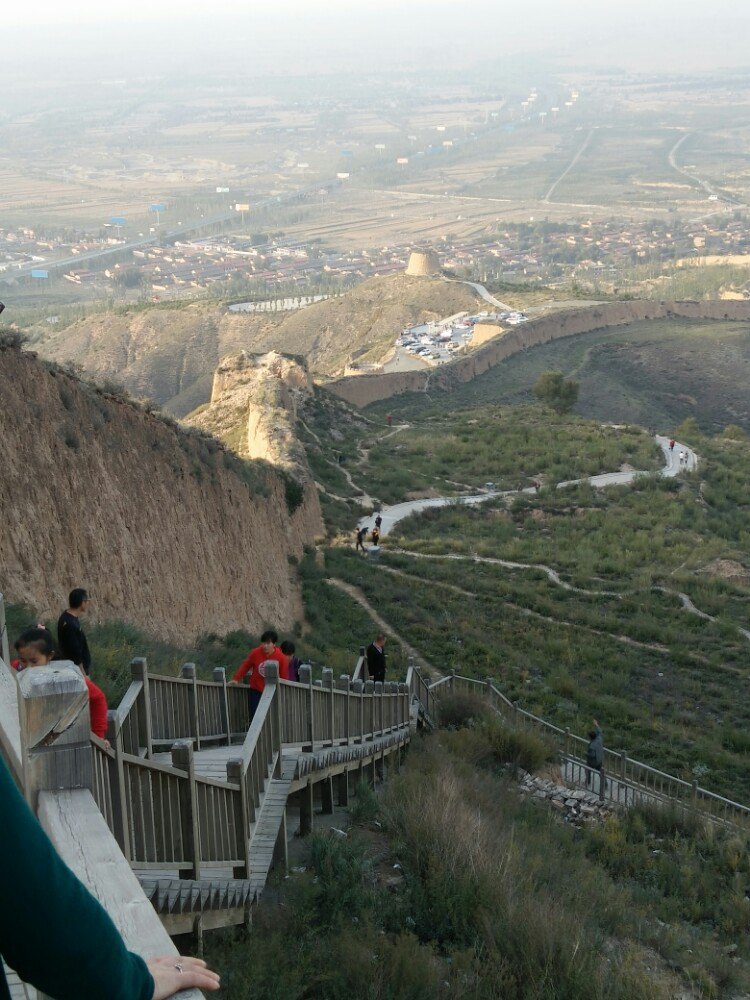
<box><xmin>371</xmin><ymin>526</ymin><xmax>380</xmax><ymax>547</ymax></box>
<box><xmin>374</xmin><ymin>512</ymin><xmax>383</xmax><ymax>531</ymax></box>
<box><xmin>585</xmin><ymin>719</ymin><xmax>604</xmax><ymax>792</ymax></box>
<box><xmin>366</xmin><ymin>633</ymin><xmax>387</xmax><ymax>684</ymax></box>
<box><xmin>355</xmin><ymin>526</ymin><xmax>367</xmax><ymax>552</ymax></box>
<box><xmin>669</xmin><ymin>438</ymin><xmax>675</xmax><ymax>453</ymax></box>
<box><xmin>57</xmin><ymin>588</ymin><xmax>92</xmax><ymax>676</ymax></box>
<box><xmin>0</xmin><ymin>751</ymin><xmax>220</xmax><ymax>1000</ymax></box>
<box><xmin>232</xmin><ymin>629</ymin><xmax>289</xmax><ymax>720</ymax></box>
<box><xmin>386</xmin><ymin>413</ymin><xmax>393</xmax><ymax>427</ymax></box>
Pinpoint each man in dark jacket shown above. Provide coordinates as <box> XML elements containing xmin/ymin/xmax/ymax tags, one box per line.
<box><xmin>366</xmin><ymin>633</ymin><xmax>387</xmax><ymax>684</ymax></box>
<box><xmin>585</xmin><ymin>719</ymin><xmax>604</xmax><ymax>790</ymax></box>
<box><xmin>57</xmin><ymin>588</ymin><xmax>92</xmax><ymax>675</ymax></box>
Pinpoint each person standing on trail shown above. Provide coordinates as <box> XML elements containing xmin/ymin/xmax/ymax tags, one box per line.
<box><xmin>669</xmin><ymin>438</ymin><xmax>675</xmax><ymax>453</ymax></box>
<box><xmin>374</xmin><ymin>513</ymin><xmax>383</xmax><ymax>531</ymax></box>
<box><xmin>386</xmin><ymin>413</ymin><xmax>393</xmax><ymax>427</ymax></box>
<box><xmin>371</xmin><ymin>526</ymin><xmax>380</xmax><ymax>547</ymax></box>
<box><xmin>232</xmin><ymin>629</ymin><xmax>289</xmax><ymax>720</ymax></box>
<box><xmin>355</xmin><ymin>526</ymin><xmax>367</xmax><ymax>552</ymax></box>
<box><xmin>57</xmin><ymin>588</ymin><xmax>92</xmax><ymax>676</ymax></box>
<box><xmin>585</xmin><ymin>719</ymin><xmax>604</xmax><ymax>791</ymax></box>
<box><xmin>366</xmin><ymin>633</ymin><xmax>387</xmax><ymax>684</ymax></box>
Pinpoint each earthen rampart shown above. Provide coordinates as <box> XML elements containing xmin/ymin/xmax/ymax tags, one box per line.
<box><xmin>325</xmin><ymin>300</ymin><xmax>750</xmax><ymax>407</ymax></box>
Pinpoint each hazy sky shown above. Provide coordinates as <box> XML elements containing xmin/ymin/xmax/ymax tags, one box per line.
<box><xmin>6</xmin><ymin>1</ymin><xmax>750</xmax><ymax>75</ymax></box>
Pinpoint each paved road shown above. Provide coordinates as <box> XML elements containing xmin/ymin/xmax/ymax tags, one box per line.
<box><xmin>544</xmin><ymin>127</ymin><xmax>597</xmax><ymax>203</ymax></box>
<box><xmin>359</xmin><ymin>434</ymin><xmax>697</xmax><ymax>537</ymax></box>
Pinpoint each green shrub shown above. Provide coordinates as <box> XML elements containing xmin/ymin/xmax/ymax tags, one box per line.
<box><xmin>435</xmin><ymin>690</ymin><xmax>491</xmax><ymax>729</ymax></box>
<box><xmin>349</xmin><ymin>779</ymin><xmax>378</xmax><ymax>824</ymax></box>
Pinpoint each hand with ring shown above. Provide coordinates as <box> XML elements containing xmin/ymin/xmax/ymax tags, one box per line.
<box><xmin>146</xmin><ymin>955</ymin><xmax>220</xmax><ymax>998</ymax></box>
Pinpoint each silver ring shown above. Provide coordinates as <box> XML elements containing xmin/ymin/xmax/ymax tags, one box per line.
<box><xmin>175</xmin><ymin>963</ymin><xmax>183</xmax><ymax>974</ymax></box>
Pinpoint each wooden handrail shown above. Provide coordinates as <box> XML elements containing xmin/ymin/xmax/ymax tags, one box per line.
<box><xmin>431</xmin><ymin>670</ymin><xmax>750</xmax><ymax>828</ymax></box>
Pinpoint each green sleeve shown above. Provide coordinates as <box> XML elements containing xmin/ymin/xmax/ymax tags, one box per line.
<box><xmin>0</xmin><ymin>755</ymin><xmax>154</xmax><ymax>1000</ymax></box>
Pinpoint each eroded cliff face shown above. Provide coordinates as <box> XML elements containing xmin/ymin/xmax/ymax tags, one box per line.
<box><xmin>0</xmin><ymin>348</ymin><xmax>322</xmax><ymax>641</ymax></box>
<box><xmin>326</xmin><ymin>299</ymin><xmax>750</xmax><ymax>407</ymax></box>
<box><xmin>187</xmin><ymin>351</ymin><xmax>315</xmax><ymax>485</ymax></box>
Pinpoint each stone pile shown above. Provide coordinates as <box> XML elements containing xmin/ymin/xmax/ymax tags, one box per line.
<box><xmin>516</xmin><ymin>770</ymin><xmax>618</xmax><ymax>825</ymax></box>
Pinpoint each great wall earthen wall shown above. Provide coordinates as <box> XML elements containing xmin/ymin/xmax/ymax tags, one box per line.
<box><xmin>324</xmin><ymin>300</ymin><xmax>750</xmax><ymax>408</ymax></box>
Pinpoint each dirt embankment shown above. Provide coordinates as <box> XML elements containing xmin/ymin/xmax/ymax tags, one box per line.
<box><xmin>0</xmin><ymin>348</ymin><xmax>322</xmax><ymax>642</ymax></box>
<box><xmin>325</xmin><ymin>300</ymin><xmax>750</xmax><ymax>407</ymax></box>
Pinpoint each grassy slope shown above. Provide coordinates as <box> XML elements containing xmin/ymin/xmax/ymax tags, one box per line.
<box><xmin>205</xmin><ymin>729</ymin><xmax>750</xmax><ymax>998</ymax></box>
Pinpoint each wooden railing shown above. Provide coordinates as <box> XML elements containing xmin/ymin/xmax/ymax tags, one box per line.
<box><xmin>431</xmin><ymin>671</ymin><xmax>750</xmax><ymax>829</ymax></box>
<box><xmin>0</xmin><ymin>653</ymin><xmax>204</xmax><ymax>999</ymax></box>
<box><xmin>88</xmin><ymin>655</ymin><xmax>413</xmax><ymax>878</ymax></box>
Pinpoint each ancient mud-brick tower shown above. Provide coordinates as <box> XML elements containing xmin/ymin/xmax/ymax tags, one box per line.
<box><xmin>405</xmin><ymin>250</ymin><xmax>442</xmax><ymax>276</ymax></box>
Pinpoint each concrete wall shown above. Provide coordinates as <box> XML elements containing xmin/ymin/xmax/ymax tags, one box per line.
<box><xmin>325</xmin><ymin>300</ymin><xmax>750</xmax><ymax>408</ymax></box>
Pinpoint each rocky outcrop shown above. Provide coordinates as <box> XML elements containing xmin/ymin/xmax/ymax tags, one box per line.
<box><xmin>187</xmin><ymin>351</ymin><xmax>318</xmax><ymax>489</ymax></box>
<box><xmin>517</xmin><ymin>769</ymin><xmax>618</xmax><ymax>825</ymax></box>
<box><xmin>326</xmin><ymin>299</ymin><xmax>750</xmax><ymax>407</ymax></box>
<box><xmin>0</xmin><ymin>347</ymin><xmax>322</xmax><ymax>642</ymax></box>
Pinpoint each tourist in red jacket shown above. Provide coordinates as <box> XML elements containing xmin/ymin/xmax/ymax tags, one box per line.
<box><xmin>13</xmin><ymin>625</ymin><xmax>109</xmax><ymax>741</ymax></box>
<box><xmin>231</xmin><ymin>628</ymin><xmax>289</xmax><ymax>720</ymax></box>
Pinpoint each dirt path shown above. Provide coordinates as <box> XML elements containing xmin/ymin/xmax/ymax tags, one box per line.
<box><xmin>326</xmin><ymin>577</ymin><xmax>436</xmax><ymax>675</ymax></box>
<box><xmin>386</xmin><ymin>548</ymin><xmax>750</xmax><ymax>648</ymax></box>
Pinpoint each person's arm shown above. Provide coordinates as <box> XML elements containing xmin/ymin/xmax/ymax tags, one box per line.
<box><xmin>0</xmin><ymin>755</ymin><xmax>219</xmax><ymax>999</ymax></box>
<box><xmin>0</xmin><ymin>754</ymin><xmax>152</xmax><ymax>1000</ymax></box>
<box><xmin>232</xmin><ymin>650</ymin><xmax>254</xmax><ymax>684</ymax></box>
<box><xmin>276</xmin><ymin>649</ymin><xmax>290</xmax><ymax>681</ymax></box>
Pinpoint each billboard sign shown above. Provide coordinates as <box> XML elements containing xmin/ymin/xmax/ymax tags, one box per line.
<box><xmin>235</xmin><ymin>203</ymin><xmax>250</xmax><ymax>211</ymax></box>
<box><xmin>150</xmin><ymin>203</ymin><xmax>166</xmax><ymax>212</ymax></box>
<box><xmin>110</xmin><ymin>216</ymin><xmax>127</xmax><ymax>225</ymax></box>
<box><xmin>216</xmin><ymin>186</ymin><xmax>230</xmax><ymax>193</ymax></box>
<box><xmin>31</xmin><ymin>269</ymin><xmax>48</xmax><ymax>279</ymax></box>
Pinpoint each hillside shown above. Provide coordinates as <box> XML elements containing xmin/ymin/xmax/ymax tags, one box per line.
<box><xmin>234</xmin><ymin>274</ymin><xmax>482</xmax><ymax>376</ymax></box>
<box><xmin>0</xmin><ymin>341</ymin><xmax>322</xmax><ymax>642</ymax></box>
<box><xmin>31</xmin><ymin>275</ymin><xmax>481</xmax><ymax>416</ymax></box>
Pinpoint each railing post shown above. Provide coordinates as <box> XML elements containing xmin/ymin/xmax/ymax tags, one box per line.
<box><xmin>351</xmin><ymin>679</ymin><xmax>364</xmax><ymax>743</ymax></box>
<box><xmin>358</xmin><ymin>645</ymin><xmax>366</xmax><ymax>682</ymax></box>
<box><xmin>181</xmin><ymin>663</ymin><xmax>201</xmax><ymax>750</ymax></box>
<box><xmin>298</xmin><ymin>664</ymin><xmax>314</xmax><ymax>751</ymax></box>
<box><xmin>338</xmin><ymin>675</ymin><xmax>351</xmax><ymax>745</ymax></box>
<box><xmin>264</xmin><ymin>662</ymin><xmax>282</xmax><ymax>778</ymax></box>
<box><xmin>450</xmin><ymin>668</ymin><xmax>456</xmax><ymax>691</ymax></box>
<box><xmin>599</xmin><ymin>768</ymin><xmax>606</xmax><ymax>802</ymax></box>
<box><xmin>18</xmin><ymin>663</ymin><xmax>93</xmax><ymax>812</ymax></box>
<box><xmin>0</xmin><ymin>592</ymin><xmax>9</xmax><ymax>666</ymax></box>
<box><xmin>512</xmin><ymin>700</ymin><xmax>519</xmax><ymax>730</ymax></box>
<box><xmin>374</xmin><ymin>681</ymin><xmax>383</xmax><ymax>738</ymax></box>
<box><xmin>171</xmin><ymin>740</ymin><xmax>201</xmax><ymax>880</ymax></box>
<box><xmin>130</xmin><ymin>657</ymin><xmax>153</xmax><ymax>758</ymax></box>
<box><xmin>213</xmin><ymin>667</ymin><xmax>231</xmax><ymax>745</ymax></box>
<box><xmin>106</xmin><ymin>710</ymin><xmax>131</xmax><ymax>861</ymax></box>
<box><xmin>692</xmin><ymin>779</ymin><xmax>698</xmax><ymax>810</ymax></box>
<box><xmin>399</xmin><ymin>683</ymin><xmax>408</xmax><ymax>729</ymax></box>
<box><xmin>226</xmin><ymin>758</ymin><xmax>251</xmax><ymax>877</ymax></box>
<box><xmin>485</xmin><ymin>676</ymin><xmax>493</xmax><ymax>702</ymax></box>
<box><xmin>322</xmin><ymin>667</ymin><xmax>334</xmax><ymax>747</ymax></box>
<box><xmin>620</xmin><ymin>751</ymin><xmax>627</xmax><ymax>782</ymax></box>
<box><xmin>364</xmin><ymin>680</ymin><xmax>375</xmax><ymax>739</ymax></box>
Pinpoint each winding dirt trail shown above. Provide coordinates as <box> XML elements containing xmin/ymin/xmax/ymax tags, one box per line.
<box><xmin>326</xmin><ymin>577</ymin><xmax>436</xmax><ymax>675</ymax></box>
